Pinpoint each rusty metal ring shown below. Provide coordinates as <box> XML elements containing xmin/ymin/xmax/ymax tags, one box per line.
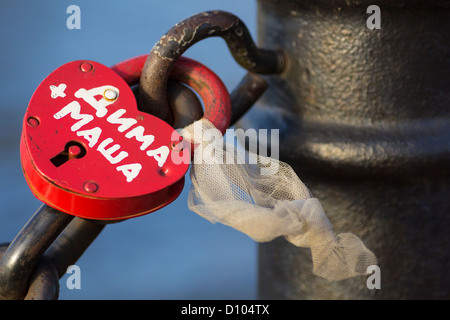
<box><xmin>139</xmin><ymin>10</ymin><xmax>285</xmax><ymax>124</ymax></box>
<box><xmin>0</xmin><ymin>243</ymin><xmax>59</xmax><ymax>300</ymax></box>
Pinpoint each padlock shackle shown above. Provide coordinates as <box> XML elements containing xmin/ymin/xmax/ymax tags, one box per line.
<box><xmin>110</xmin><ymin>55</ymin><xmax>205</xmax><ymax>129</ymax></box>
<box><xmin>110</xmin><ymin>54</ymin><xmax>146</xmax><ymax>86</ymax></box>
<box><xmin>169</xmin><ymin>57</ymin><xmax>231</xmax><ymax>134</ymax></box>
<box><xmin>138</xmin><ymin>10</ymin><xmax>284</xmax><ymax>124</ymax></box>
<box><xmin>112</xmin><ymin>55</ymin><xmax>232</xmax><ymax>134</ymax></box>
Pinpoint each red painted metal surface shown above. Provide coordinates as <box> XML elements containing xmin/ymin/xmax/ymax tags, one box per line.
<box><xmin>20</xmin><ymin>56</ymin><xmax>231</xmax><ymax>221</ymax></box>
<box><xmin>110</xmin><ymin>55</ymin><xmax>146</xmax><ymax>87</ymax></box>
<box><xmin>20</xmin><ymin>60</ymin><xmax>189</xmax><ymax>220</ymax></box>
<box><xmin>170</xmin><ymin>57</ymin><xmax>231</xmax><ymax>134</ymax></box>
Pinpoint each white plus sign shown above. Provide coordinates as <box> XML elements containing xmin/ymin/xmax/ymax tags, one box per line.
<box><xmin>50</xmin><ymin>83</ymin><xmax>67</xmax><ymax>99</ymax></box>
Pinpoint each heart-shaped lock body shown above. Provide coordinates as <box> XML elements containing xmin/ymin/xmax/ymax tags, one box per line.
<box><xmin>20</xmin><ymin>60</ymin><xmax>190</xmax><ymax>220</ymax></box>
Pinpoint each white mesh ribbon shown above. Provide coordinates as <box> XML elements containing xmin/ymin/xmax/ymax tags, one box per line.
<box><xmin>180</xmin><ymin>119</ymin><xmax>377</xmax><ymax>281</ymax></box>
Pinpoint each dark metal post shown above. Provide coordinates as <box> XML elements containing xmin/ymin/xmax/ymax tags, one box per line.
<box><xmin>237</xmin><ymin>0</ymin><xmax>450</xmax><ymax>299</ymax></box>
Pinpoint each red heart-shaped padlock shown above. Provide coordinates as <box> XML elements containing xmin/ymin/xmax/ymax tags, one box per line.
<box><xmin>20</xmin><ymin>60</ymin><xmax>190</xmax><ymax>220</ymax></box>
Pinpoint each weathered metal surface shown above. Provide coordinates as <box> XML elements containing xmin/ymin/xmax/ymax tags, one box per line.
<box><xmin>139</xmin><ymin>10</ymin><xmax>285</xmax><ymax>124</ymax></box>
<box><xmin>168</xmin><ymin>56</ymin><xmax>231</xmax><ymax>134</ymax></box>
<box><xmin>0</xmin><ymin>243</ymin><xmax>60</xmax><ymax>300</ymax></box>
<box><xmin>229</xmin><ymin>72</ymin><xmax>268</xmax><ymax>126</ymax></box>
<box><xmin>168</xmin><ymin>81</ymin><xmax>204</xmax><ymax>129</ymax></box>
<box><xmin>45</xmin><ymin>217</ymin><xmax>106</xmax><ymax>279</ymax></box>
<box><xmin>0</xmin><ymin>205</ymin><xmax>71</xmax><ymax>300</ymax></box>
<box><xmin>237</xmin><ymin>0</ymin><xmax>450</xmax><ymax>299</ymax></box>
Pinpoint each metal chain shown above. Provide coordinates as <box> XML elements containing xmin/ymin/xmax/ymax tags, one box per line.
<box><xmin>0</xmin><ymin>10</ymin><xmax>283</xmax><ymax>299</ymax></box>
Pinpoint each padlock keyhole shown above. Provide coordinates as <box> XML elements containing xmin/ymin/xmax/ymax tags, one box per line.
<box><xmin>51</xmin><ymin>141</ymin><xmax>87</xmax><ymax>167</ymax></box>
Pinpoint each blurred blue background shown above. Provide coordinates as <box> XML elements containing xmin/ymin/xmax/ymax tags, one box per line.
<box><xmin>0</xmin><ymin>0</ymin><xmax>259</xmax><ymax>299</ymax></box>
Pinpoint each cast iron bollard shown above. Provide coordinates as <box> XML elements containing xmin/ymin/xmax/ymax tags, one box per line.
<box><xmin>236</xmin><ymin>0</ymin><xmax>450</xmax><ymax>299</ymax></box>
